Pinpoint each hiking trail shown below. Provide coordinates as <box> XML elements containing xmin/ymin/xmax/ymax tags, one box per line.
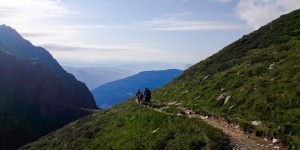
<box><xmin>136</xmin><ymin>99</ymin><xmax>287</xmax><ymax>150</ymax></box>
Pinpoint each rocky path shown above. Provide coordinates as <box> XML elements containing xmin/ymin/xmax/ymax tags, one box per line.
<box><xmin>136</xmin><ymin>99</ymin><xmax>286</xmax><ymax>150</ymax></box>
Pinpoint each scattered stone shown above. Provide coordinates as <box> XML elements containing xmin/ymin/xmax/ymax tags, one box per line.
<box><xmin>168</xmin><ymin>102</ymin><xmax>176</xmax><ymax>105</ymax></box>
<box><xmin>272</xmin><ymin>138</ymin><xmax>279</xmax><ymax>144</ymax></box>
<box><xmin>269</xmin><ymin>62</ymin><xmax>275</xmax><ymax>70</ymax></box>
<box><xmin>187</xmin><ymin>111</ymin><xmax>192</xmax><ymax>114</ymax></box>
<box><xmin>188</xmin><ymin>115</ymin><xmax>192</xmax><ymax>118</ymax></box>
<box><xmin>200</xmin><ymin>115</ymin><xmax>209</xmax><ymax>119</ymax></box>
<box><xmin>252</xmin><ymin>120</ymin><xmax>262</xmax><ymax>126</ymax></box>
<box><xmin>263</xmin><ymin>138</ymin><xmax>268</xmax><ymax>141</ymax></box>
<box><xmin>221</xmin><ymin>88</ymin><xmax>225</xmax><ymax>91</ymax></box>
<box><xmin>235</xmin><ymin>125</ymin><xmax>239</xmax><ymax>129</ymax></box>
<box><xmin>224</xmin><ymin>96</ymin><xmax>231</xmax><ymax>104</ymax></box>
<box><xmin>175</xmin><ymin>102</ymin><xmax>182</xmax><ymax>106</ymax></box>
<box><xmin>203</xmin><ymin>75</ymin><xmax>211</xmax><ymax>81</ymax></box>
<box><xmin>229</xmin><ymin>105</ymin><xmax>235</xmax><ymax>110</ymax></box>
<box><xmin>194</xmin><ymin>96</ymin><xmax>201</xmax><ymax>100</ymax></box>
<box><xmin>177</xmin><ymin>113</ymin><xmax>183</xmax><ymax>116</ymax></box>
<box><xmin>217</xmin><ymin>93</ymin><xmax>228</xmax><ymax>101</ymax></box>
<box><xmin>182</xmin><ymin>90</ymin><xmax>189</xmax><ymax>94</ymax></box>
<box><xmin>274</xmin><ymin>146</ymin><xmax>280</xmax><ymax>149</ymax></box>
<box><xmin>152</xmin><ymin>128</ymin><xmax>159</xmax><ymax>133</ymax></box>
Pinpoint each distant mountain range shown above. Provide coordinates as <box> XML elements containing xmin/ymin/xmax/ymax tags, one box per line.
<box><xmin>63</xmin><ymin>66</ymin><xmax>134</xmax><ymax>90</ymax></box>
<box><xmin>92</xmin><ymin>69</ymin><xmax>183</xmax><ymax>109</ymax></box>
<box><xmin>0</xmin><ymin>24</ymin><xmax>98</xmax><ymax>149</ymax></box>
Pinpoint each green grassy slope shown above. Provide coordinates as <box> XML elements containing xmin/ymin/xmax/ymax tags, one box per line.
<box><xmin>21</xmin><ymin>100</ymin><xmax>230</xmax><ymax>150</ymax></box>
<box><xmin>153</xmin><ymin>9</ymin><xmax>300</xmax><ymax>148</ymax></box>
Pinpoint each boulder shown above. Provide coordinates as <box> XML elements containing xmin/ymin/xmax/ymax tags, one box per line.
<box><xmin>203</xmin><ymin>75</ymin><xmax>211</xmax><ymax>81</ymax></box>
<box><xmin>268</xmin><ymin>62</ymin><xmax>275</xmax><ymax>70</ymax></box>
<box><xmin>152</xmin><ymin>128</ymin><xmax>159</xmax><ymax>133</ymax></box>
<box><xmin>217</xmin><ymin>93</ymin><xmax>227</xmax><ymax>101</ymax></box>
<box><xmin>200</xmin><ymin>116</ymin><xmax>209</xmax><ymax>119</ymax></box>
<box><xmin>272</xmin><ymin>138</ymin><xmax>280</xmax><ymax>144</ymax></box>
<box><xmin>224</xmin><ymin>96</ymin><xmax>231</xmax><ymax>104</ymax></box>
<box><xmin>251</xmin><ymin>121</ymin><xmax>262</xmax><ymax>126</ymax></box>
<box><xmin>229</xmin><ymin>105</ymin><xmax>235</xmax><ymax>110</ymax></box>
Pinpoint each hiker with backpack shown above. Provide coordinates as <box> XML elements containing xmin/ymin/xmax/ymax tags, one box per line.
<box><xmin>136</xmin><ymin>89</ymin><xmax>144</xmax><ymax>104</ymax></box>
<box><xmin>144</xmin><ymin>87</ymin><xmax>151</xmax><ymax>107</ymax></box>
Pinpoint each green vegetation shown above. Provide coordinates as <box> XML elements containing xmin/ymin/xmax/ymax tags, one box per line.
<box><xmin>22</xmin><ymin>100</ymin><xmax>230</xmax><ymax>150</ymax></box>
<box><xmin>153</xmin><ymin>9</ymin><xmax>300</xmax><ymax>148</ymax></box>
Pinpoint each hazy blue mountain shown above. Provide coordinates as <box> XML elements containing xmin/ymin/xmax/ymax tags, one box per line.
<box><xmin>63</xmin><ymin>66</ymin><xmax>134</xmax><ymax>90</ymax></box>
<box><xmin>92</xmin><ymin>69</ymin><xmax>182</xmax><ymax>109</ymax></box>
<box><xmin>0</xmin><ymin>24</ymin><xmax>98</xmax><ymax>150</ymax></box>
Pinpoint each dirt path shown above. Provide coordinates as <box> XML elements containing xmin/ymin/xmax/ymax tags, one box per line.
<box><xmin>136</xmin><ymin>99</ymin><xmax>286</xmax><ymax>150</ymax></box>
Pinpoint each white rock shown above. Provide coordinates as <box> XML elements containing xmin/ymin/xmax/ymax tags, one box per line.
<box><xmin>229</xmin><ymin>105</ymin><xmax>235</xmax><ymax>110</ymax></box>
<box><xmin>263</xmin><ymin>138</ymin><xmax>268</xmax><ymax>141</ymax></box>
<box><xmin>175</xmin><ymin>102</ymin><xmax>182</xmax><ymax>106</ymax></box>
<box><xmin>200</xmin><ymin>116</ymin><xmax>209</xmax><ymax>119</ymax></box>
<box><xmin>272</xmin><ymin>138</ymin><xmax>279</xmax><ymax>144</ymax></box>
<box><xmin>252</xmin><ymin>120</ymin><xmax>262</xmax><ymax>126</ymax></box>
<box><xmin>177</xmin><ymin>113</ymin><xmax>183</xmax><ymax>116</ymax></box>
<box><xmin>152</xmin><ymin>128</ymin><xmax>159</xmax><ymax>133</ymax></box>
<box><xmin>224</xmin><ymin>96</ymin><xmax>231</xmax><ymax>104</ymax></box>
<box><xmin>168</xmin><ymin>102</ymin><xmax>176</xmax><ymax>105</ymax></box>
<box><xmin>269</xmin><ymin>62</ymin><xmax>275</xmax><ymax>70</ymax></box>
<box><xmin>182</xmin><ymin>90</ymin><xmax>189</xmax><ymax>94</ymax></box>
<box><xmin>274</xmin><ymin>146</ymin><xmax>280</xmax><ymax>149</ymax></box>
<box><xmin>203</xmin><ymin>75</ymin><xmax>211</xmax><ymax>80</ymax></box>
<box><xmin>194</xmin><ymin>96</ymin><xmax>201</xmax><ymax>100</ymax></box>
<box><xmin>217</xmin><ymin>93</ymin><xmax>227</xmax><ymax>101</ymax></box>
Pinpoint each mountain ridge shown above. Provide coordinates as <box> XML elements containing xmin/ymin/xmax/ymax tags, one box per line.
<box><xmin>0</xmin><ymin>25</ymin><xmax>98</xmax><ymax>149</ymax></box>
<box><xmin>92</xmin><ymin>69</ymin><xmax>182</xmax><ymax>108</ymax></box>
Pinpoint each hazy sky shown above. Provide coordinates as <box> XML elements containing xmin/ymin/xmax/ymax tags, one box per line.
<box><xmin>0</xmin><ymin>0</ymin><xmax>299</xmax><ymax>71</ymax></box>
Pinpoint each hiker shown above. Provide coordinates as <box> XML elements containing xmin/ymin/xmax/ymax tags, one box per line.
<box><xmin>136</xmin><ymin>89</ymin><xmax>142</xmax><ymax>103</ymax></box>
<box><xmin>144</xmin><ymin>87</ymin><xmax>151</xmax><ymax>107</ymax></box>
<box><xmin>139</xmin><ymin>92</ymin><xmax>144</xmax><ymax>104</ymax></box>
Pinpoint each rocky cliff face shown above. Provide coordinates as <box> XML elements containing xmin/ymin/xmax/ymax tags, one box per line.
<box><xmin>0</xmin><ymin>25</ymin><xmax>98</xmax><ymax>150</ymax></box>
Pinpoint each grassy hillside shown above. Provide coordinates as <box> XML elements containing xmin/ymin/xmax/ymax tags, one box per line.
<box><xmin>153</xmin><ymin>9</ymin><xmax>300</xmax><ymax>148</ymax></box>
<box><xmin>22</xmin><ymin>100</ymin><xmax>230</xmax><ymax>150</ymax></box>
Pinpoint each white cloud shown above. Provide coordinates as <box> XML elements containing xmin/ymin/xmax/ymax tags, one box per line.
<box><xmin>138</xmin><ymin>18</ymin><xmax>245</xmax><ymax>31</ymax></box>
<box><xmin>0</xmin><ymin>0</ymin><xmax>75</xmax><ymax>21</ymax></box>
<box><xmin>236</xmin><ymin>0</ymin><xmax>300</xmax><ymax>29</ymax></box>
<box><xmin>0</xmin><ymin>0</ymin><xmax>78</xmax><ymax>45</ymax></box>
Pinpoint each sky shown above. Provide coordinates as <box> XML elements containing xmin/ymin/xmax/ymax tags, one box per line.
<box><xmin>0</xmin><ymin>0</ymin><xmax>300</xmax><ymax>71</ymax></box>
